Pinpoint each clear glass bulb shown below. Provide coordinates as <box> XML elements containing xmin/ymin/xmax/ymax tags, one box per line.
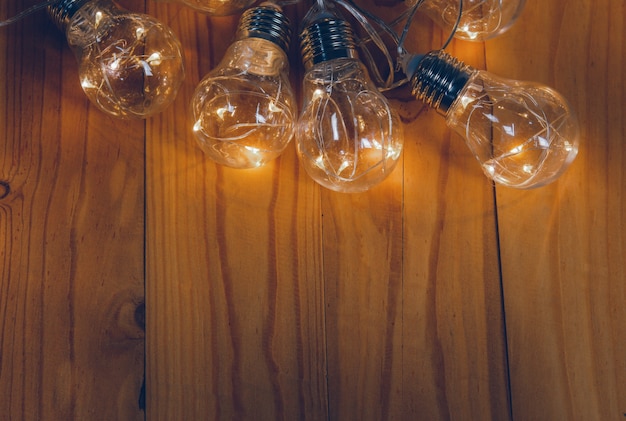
<box><xmin>413</xmin><ymin>0</ymin><xmax>526</xmax><ymax>41</ymax></box>
<box><xmin>49</xmin><ymin>0</ymin><xmax>185</xmax><ymax>119</ymax></box>
<box><xmin>405</xmin><ymin>50</ymin><xmax>579</xmax><ymax>189</ymax></box>
<box><xmin>171</xmin><ymin>0</ymin><xmax>255</xmax><ymax>16</ymax></box>
<box><xmin>190</xmin><ymin>5</ymin><xmax>296</xmax><ymax>169</ymax></box>
<box><xmin>297</xmin><ymin>18</ymin><xmax>404</xmax><ymax>193</ymax></box>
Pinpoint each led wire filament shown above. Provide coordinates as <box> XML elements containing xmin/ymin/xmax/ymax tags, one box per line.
<box><xmin>0</xmin><ymin>0</ymin><xmax>578</xmax><ymax>189</ymax></box>
<box><xmin>405</xmin><ymin>50</ymin><xmax>579</xmax><ymax>188</ymax></box>
<box><xmin>48</xmin><ymin>0</ymin><xmax>185</xmax><ymax>119</ymax></box>
<box><xmin>190</xmin><ymin>4</ymin><xmax>296</xmax><ymax>168</ymax></box>
<box><xmin>297</xmin><ymin>15</ymin><xmax>404</xmax><ymax>193</ymax></box>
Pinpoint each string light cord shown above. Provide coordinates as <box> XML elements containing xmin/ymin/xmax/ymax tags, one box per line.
<box><xmin>330</xmin><ymin>0</ymin><xmax>415</xmax><ymax>90</ymax></box>
<box><xmin>331</xmin><ymin>0</ymin><xmax>463</xmax><ymax>92</ymax></box>
<box><xmin>441</xmin><ymin>0</ymin><xmax>463</xmax><ymax>49</ymax></box>
<box><xmin>334</xmin><ymin>0</ymin><xmax>397</xmax><ymax>88</ymax></box>
<box><xmin>396</xmin><ymin>0</ymin><xmax>423</xmax><ymax>54</ymax></box>
<box><xmin>0</xmin><ymin>0</ymin><xmax>61</xmax><ymax>28</ymax></box>
<box><xmin>0</xmin><ymin>0</ymin><xmax>461</xmax><ymax>93</ymax></box>
<box><xmin>398</xmin><ymin>0</ymin><xmax>463</xmax><ymax>51</ymax></box>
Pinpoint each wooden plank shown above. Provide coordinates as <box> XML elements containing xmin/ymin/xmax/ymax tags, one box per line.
<box><xmin>310</xmin><ymin>2</ymin><xmax>406</xmax><ymax>419</ymax></box>
<box><xmin>306</xmin><ymin>2</ymin><xmax>511</xmax><ymax>419</ymax></box>
<box><xmin>145</xmin><ymin>4</ymin><xmax>328</xmax><ymax>419</ymax></box>
<box><xmin>397</xmin><ymin>10</ymin><xmax>510</xmax><ymax>421</ymax></box>
<box><xmin>320</xmin><ymin>170</ymin><xmax>405</xmax><ymax>420</ymax></box>
<box><xmin>146</xmin><ymin>1</ymin><xmax>511</xmax><ymax>418</ymax></box>
<box><xmin>399</xmin><ymin>36</ymin><xmax>512</xmax><ymax>419</ymax></box>
<box><xmin>487</xmin><ymin>0</ymin><xmax>626</xmax><ymax>419</ymax></box>
<box><xmin>0</xmin><ymin>0</ymin><xmax>619</xmax><ymax>418</ymax></box>
<box><xmin>0</xmin><ymin>2</ymin><xmax>145</xmax><ymax>420</ymax></box>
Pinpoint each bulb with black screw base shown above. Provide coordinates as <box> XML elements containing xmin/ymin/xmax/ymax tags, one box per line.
<box><xmin>403</xmin><ymin>50</ymin><xmax>579</xmax><ymax>189</ymax></box>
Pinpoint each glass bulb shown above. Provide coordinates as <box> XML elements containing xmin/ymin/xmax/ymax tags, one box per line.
<box><xmin>297</xmin><ymin>17</ymin><xmax>404</xmax><ymax>193</ymax></box>
<box><xmin>190</xmin><ymin>4</ymin><xmax>296</xmax><ymax>169</ymax></box>
<box><xmin>48</xmin><ymin>0</ymin><xmax>185</xmax><ymax>119</ymax></box>
<box><xmin>413</xmin><ymin>0</ymin><xmax>526</xmax><ymax>41</ymax></box>
<box><xmin>404</xmin><ymin>50</ymin><xmax>579</xmax><ymax>189</ymax></box>
<box><xmin>171</xmin><ymin>0</ymin><xmax>255</xmax><ymax>16</ymax></box>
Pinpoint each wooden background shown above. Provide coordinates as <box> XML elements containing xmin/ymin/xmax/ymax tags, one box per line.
<box><xmin>1</xmin><ymin>0</ymin><xmax>624</xmax><ymax>419</ymax></box>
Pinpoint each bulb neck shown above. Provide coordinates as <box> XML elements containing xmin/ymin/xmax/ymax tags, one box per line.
<box><xmin>236</xmin><ymin>5</ymin><xmax>292</xmax><ymax>54</ymax></box>
<box><xmin>300</xmin><ymin>18</ymin><xmax>358</xmax><ymax>70</ymax></box>
<box><xmin>406</xmin><ymin>50</ymin><xmax>474</xmax><ymax>115</ymax></box>
<box><xmin>47</xmin><ymin>0</ymin><xmax>91</xmax><ymax>31</ymax></box>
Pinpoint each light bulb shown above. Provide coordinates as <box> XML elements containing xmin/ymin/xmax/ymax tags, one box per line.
<box><xmin>190</xmin><ymin>4</ymin><xmax>296</xmax><ymax>169</ymax></box>
<box><xmin>297</xmin><ymin>16</ymin><xmax>404</xmax><ymax>193</ymax></box>
<box><xmin>170</xmin><ymin>0</ymin><xmax>255</xmax><ymax>16</ymax></box>
<box><xmin>412</xmin><ymin>0</ymin><xmax>526</xmax><ymax>41</ymax></box>
<box><xmin>48</xmin><ymin>0</ymin><xmax>185</xmax><ymax>119</ymax></box>
<box><xmin>403</xmin><ymin>50</ymin><xmax>579</xmax><ymax>189</ymax></box>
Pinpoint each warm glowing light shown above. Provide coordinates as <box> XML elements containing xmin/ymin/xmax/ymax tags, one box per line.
<box><xmin>459</xmin><ymin>24</ymin><xmax>478</xmax><ymax>40</ymax></box>
<box><xmin>53</xmin><ymin>0</ymin><xmax>185</xmax><ymax>118</ymax></box>
<box><xmin>484</xmin><ymin>163</ymin><xmax>496</xmax><ymax>176</ymax></box>
<box><xmin>216</xmin><ymin>104</ymin><xmax>235</xmax><ymax>120</ymax></box>
<box><xmin>109</xmin><ymin>58</ymin><xmax>120</xmax><ymax>70</ymax></box>
<box><xmin>190</xmin><ymin>6</ymin><xmax>295</xmax><ymax>169</ymax></box>
<box><xmin>419</xmin><ymin>0</ymin><xmax>527</xmax><ymax>42</ymax></box>
<box><xmin>147</xmin><ymin>52</ymin><xmax>162</xmax><ymax>64</ymax></box>
<box><xmin>172</xmin><ymin>0</ymin><xmax>256</xmax><ymax>16</ymax></box>
<box><xmin>268</xmin><ymin>101</ymin><xmax>281</xmax><ymax>113</ymax></box>
<box><xmin>405</xmin><ymin>50</ymin><xmax>579</xmax><ymax>189</ymax></box>
<box><xmin>294</xmin><ymin>10</ymin><xmax>404</xmax><ymax>192</ymax></box>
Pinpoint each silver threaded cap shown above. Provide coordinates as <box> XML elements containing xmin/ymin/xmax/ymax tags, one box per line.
<box><xmin>47</xmin><ymin>0</ymin><xmax>90</xmax><ymax>31</ymax></box>
<box><xmin>408</xmin><ymin>50</ymin><xmax>473</xmax><ymax>114</ymax></box>
<box><xmin>236</xmin><ymin>5</ymin><xmax>292</xmax><ymax>53</ymax></box>
<box><xmin>300</xmin><ymin>18</ymin><xmax>357</xmax><ymax>69</ymax></box>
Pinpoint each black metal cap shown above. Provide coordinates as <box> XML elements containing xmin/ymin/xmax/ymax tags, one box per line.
<box><xmin>236</xmin><ymin>5</ymin><xmax>292</xmax><ymax>53</ymax></box>
<box><xmin>406</xmin><ymin>50</ymin><xmax>473</xmax><ymax>114</ymax></box>
<box><xmin>47</xmin><ymin>0</ymin><xmax>90</xmax><ymax>31</ymax></box>
<box><xmin>300</xmin><ymin>18</ymin><xmax>357</xmax><ymax>69</ymax></box>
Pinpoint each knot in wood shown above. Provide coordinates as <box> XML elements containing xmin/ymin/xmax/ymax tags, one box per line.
<box><xmin>0</xmin><ymin>181</ymin><xmax>10</xmax><ymax>199</ymax></box>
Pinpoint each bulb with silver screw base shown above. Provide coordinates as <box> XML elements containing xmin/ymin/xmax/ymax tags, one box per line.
<box><xmin>190</xmin><ymin>3</ymin><xmax>296</xmax><ymax>169</ymax></box>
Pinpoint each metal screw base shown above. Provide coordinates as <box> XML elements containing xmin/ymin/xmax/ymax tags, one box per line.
<box><xmin>47</xmin><ymin>0</ymin><xmax>90</xmax><ymax>31</ymax></box>
<box><xmin>300</xmin><ymin>18</ymin><xmax>357</xmax><ymax>69</ymax></box>
<box><xmin>236</xmin><ymin>5</ymin><xmax>292</xmax><ymax>53</ymax></box>
<box><xmin>408</xmin><ymin>50</ymin><xmax>473</xmax><ymax>114</ymax></box>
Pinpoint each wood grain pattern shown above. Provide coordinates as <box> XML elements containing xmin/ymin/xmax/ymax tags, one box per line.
<box><xmin>145</xmin><ymin>1</ymin><xmax>511</xmax><ymax>419</ymax></box>
<box><xmin>145</xmin><ymin>4</ymin><xmax>328</xmax><ymax>420</ymax></box>
<box><xmin>1</xmin><ymin>0</ymin><xmax>624</xmax><ymax>420</ymax></box>
<box><xmin>0</xmin><ymin>2</ymin><xmax>145</xmax><ymax>420</ymax></box>
<box><xmin>486</xmin><ymin>0</ymin><xmax>626</xmax><ymax>420</ymax></box>
<box><xmin>401</xmin><ymin>38</ymin><xmax>511</xmax><ymax>420</ymax></box>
